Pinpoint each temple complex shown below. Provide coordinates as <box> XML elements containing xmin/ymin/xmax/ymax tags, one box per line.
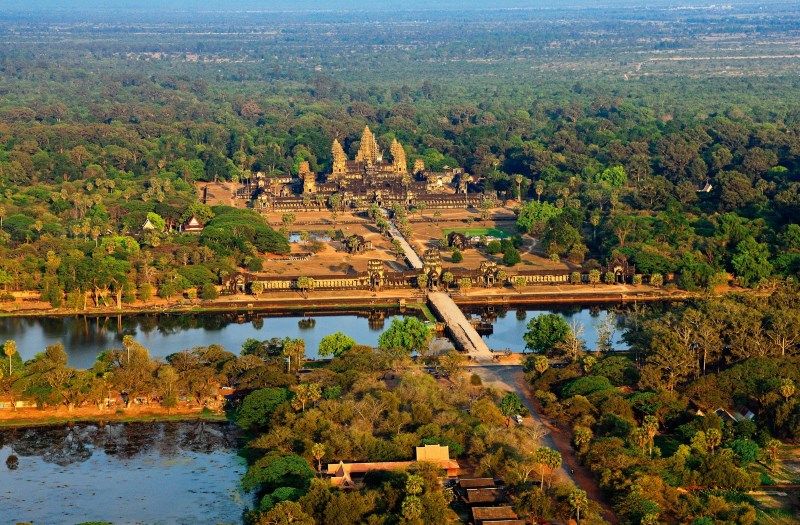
<box><xmin>247</xmin><ymin>126</ymin><xmax>483</xmax><ymax>211</ymax></box>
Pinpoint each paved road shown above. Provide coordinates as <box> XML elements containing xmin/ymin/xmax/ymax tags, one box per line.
<box><xmin>470</xmin><ymin>364</ymin><xmax>618</xmax><ymax>524</ymax></box>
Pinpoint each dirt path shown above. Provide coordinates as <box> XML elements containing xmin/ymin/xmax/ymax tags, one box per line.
<box><xmin>470</xmin><ymin>364</ymin><xmax>618</xmax><ymax>524</ymax></box>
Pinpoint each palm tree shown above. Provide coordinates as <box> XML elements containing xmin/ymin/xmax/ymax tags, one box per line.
<box><xmin>534</xmin><ymin>181</ymin><xmax>544</xmax><ymax>202</ymax></box>
<box><xmin>514</xmin><ymin>174</ymin><xmax>525</xmax><ymax>200</ymax></box>
<box><xmin>568</xmin><ymin>488</ymin><xmax>588</xmax><ymax>524</ymax></box>
<box><xmin>311</xmin><ymin>442</ymin><xmax>326</xmax><ymax>472</ymax></box>
<box><xmin>3</xmin><ymin>339</ymin><xmax>16</xmax><ymax>376</ymax></box>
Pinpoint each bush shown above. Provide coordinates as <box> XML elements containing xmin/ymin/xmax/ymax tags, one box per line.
<box><xmin>561</xmin><ymin>375</ymin><xmax>614</xmax><ymax>397</ymax></box>
<box><xmin>246</xmin><ymin>256</ymin><xmax>263</xmax><ymax>272</ymax></box>
<box><xmin>200</xmin><ymin>283</ymin><xmax>219</xmax><ymax>300</ymax></box>
<box><xmin>486</xmin><ymin>240</ymin><xmax>502</xmax><ymax>254</ymax></box>
<box><xmin>451</xmin><ymin>248</ymin><xmax>463</xmax><ymax>263</ymax></box>
<box><xmin>138</xmin><ymin>283</ymin><xmax>154</xmax><ymax>301</ymax></box>
<box><xmin>503</xmin><ymin>247</ymin><xmax>521</xmax><ymax>266</ymax></box>
<box><xmin>470</xmin><ymin>373</ymin><xmax>482</xmax><ymax>386</ymax></box>
<box><xmin>236</xmin><ymin>387</ymin><xmax>291</xmax><ymax>430</ymax></box>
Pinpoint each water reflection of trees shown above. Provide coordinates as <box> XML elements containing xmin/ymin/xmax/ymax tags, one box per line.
<box><xmin>0</xmin><ymin>422</ymin><xmax>236</xmax><ymax>467</ymax></box>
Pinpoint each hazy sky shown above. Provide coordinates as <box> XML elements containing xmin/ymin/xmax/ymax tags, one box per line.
<box><xmin>2</xmin><ymin>0</ymin><xmax>770</xmax><ymax>12</ymax></box>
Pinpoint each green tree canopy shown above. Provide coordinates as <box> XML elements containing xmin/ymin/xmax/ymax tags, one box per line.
<box><xmin>523</xmin><ymin>313</ymin><xmax>571</xmax><ymax>354</ymax></box>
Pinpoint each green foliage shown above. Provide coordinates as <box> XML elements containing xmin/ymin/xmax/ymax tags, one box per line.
<box><xmin>199</xmin><ymin>283</ymin><xmax>219</xmax><ymax>300</ymax></box>
<box><xmin>236</xmin><ymin>387</ymin><xmax>290</xmax><ymax>430</ymax></box>
<box><xmin>731</xmin><ymin>236</ymin><xmax>773</xmax><ymax>287</ymax></box>
<box><xmin>242</xmin><ymin>453</ymin><xmax>314</xmax><ymax>493</ymax></box>
<box><xmin>593</xmin><ymin>165</ymin><xmax>627</xmax><ymax>187</ymax></box>
<box><xmin>450</xmin><ymin>248</ymin><xmax>463</xmax><ymax>263</ymax></box>
<box><xmin>561</xmin><ymin>375</ymin><xmax>614</xmax><ymax>397</ymax></box>
<box><xmin>502</xmin><ymin>246</ymin><xmax>521</xmax><ymax>266</ymax></box>
<box><xmin>523</xmin><ymin>313</ymin><xmax>570</xmax><ymax>354</ymax></box>
<box><xmin>318</xmin><ymin>332</ymin><xmax>357</xmax><ymax>358</ymax></box>
<box><xmin>378</xmin><ymin>317</ymin><xmax>431</xmax><ymax>356</ymax></box>
<box><xmin>516</xmin><ymin>200</ymin><xmax>562</xmax><ymax>234</ymax></box>
<box><xmin>498</xmin><ymin>392</ymin><xmax>525</xmax><ymax>416</ymax></box>
<box><xmin>201</xmin><ymin>207</ymin><xmax>289</xmax><ymax>256</ymax></box>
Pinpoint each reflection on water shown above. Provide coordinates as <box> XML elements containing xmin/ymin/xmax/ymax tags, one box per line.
<box><xmin>464</xmin><ymin>305</ymin><xmax>630</xmax><ymax>353</ymax></box>
<box><xmin>0</xmin><ymin>311</ymin><xmax>404</xmax><ymax>368</ymax></box>
<box><xmin>1</xmin><ymin>305</ymin><xmax>636</xmax><ymax>368</ymax></box>
<box><xmin>0</xmin><ymin>421</ymin><xmax>247</xmax><ymax>524</ymax></box>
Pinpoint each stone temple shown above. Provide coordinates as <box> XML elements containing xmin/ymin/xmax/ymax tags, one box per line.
<box><xmin>249</xmin><ymin>126</ymin><xmax>484</xmax><ymax>210</ymax></box>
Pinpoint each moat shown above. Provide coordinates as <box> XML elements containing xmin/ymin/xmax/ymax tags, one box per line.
<box><xmin>1</xmin><ymin>306</ymin><xmax>631</xmax><ymax>367</ymax></box>
<box><xmin>0</xmin><ymin>421</ymin><xmax>247</xmax><ymax>524</ymax></box>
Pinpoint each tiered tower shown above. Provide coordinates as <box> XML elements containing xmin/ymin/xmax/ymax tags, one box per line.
<box><xmin>355</xmin><ymin>126</ymin><xmax>380</xmax><ymax>166</ymax></box>
<box><xmin>390</xmin><ymin>139</ymin><xmax>408</xmax><ymax>175</ymax></box>
<box><xmin>300</xmin><ymin>161</ymin><xmax>316</xmax><ymax>194</ymax></box>
<box><xmin>331</xmin><ymin>139</ymin><xmax>347</xmax><ymax>179</ymax></box>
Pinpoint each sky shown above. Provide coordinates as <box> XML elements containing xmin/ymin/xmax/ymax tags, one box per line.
<box><xmin>2</xmin><ymin>0</ymin><xmax>776</xmax><ymax>13</ymax></box>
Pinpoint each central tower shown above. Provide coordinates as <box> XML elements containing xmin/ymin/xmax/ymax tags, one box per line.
<box><xmin>355</xmin><ymin>126</ymin><xmax>380</xmax><ymax>166</ymax></box>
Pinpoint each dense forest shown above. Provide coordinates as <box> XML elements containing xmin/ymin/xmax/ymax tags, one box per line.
<box><xmin>0</xmin><ymin>3</ymin><xmax>798</xmax><ymax>304</ymax></box>
<box><xmin>2</xmin><ymin>3</ymin><xmax>800</xmax><ymax>522</ymax></box>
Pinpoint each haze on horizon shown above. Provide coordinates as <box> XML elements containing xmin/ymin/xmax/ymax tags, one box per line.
<box><xmin>3</xmin><ymin>0</ymin><xmax>793</xmax><ymax>13</ymax></box>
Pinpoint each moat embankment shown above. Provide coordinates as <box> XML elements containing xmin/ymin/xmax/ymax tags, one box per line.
<box><xmin>0</xmin><ymin>284</ymin><xmax>687</xmax><ymax>319</ymax></box>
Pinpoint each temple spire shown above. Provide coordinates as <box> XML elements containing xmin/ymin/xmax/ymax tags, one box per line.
<box><xmin>331</xmin><ymin>138</ymin><xmax>347</xmax><ymax>177</ymax></box>
<box><xmin>355</xmin><ymin>126</ymin><xmax>380</xmax><ymax>166</ymax></box>
<box><xmin>390</xmin><ymin>139</ymin><xmax>407</xmax><ymax>175</ymax></box>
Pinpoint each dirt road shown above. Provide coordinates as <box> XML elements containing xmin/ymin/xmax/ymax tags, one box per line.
<box><xmin>470</xmin><ymin>364</ymin><xmax>618</xmax><ymax>524</ymax></box>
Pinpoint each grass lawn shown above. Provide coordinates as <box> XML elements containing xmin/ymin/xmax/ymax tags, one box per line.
<box><xmin>443</xmin><ymin>226</ymin><xmax>514</xmax><ymax>239</ymax></box>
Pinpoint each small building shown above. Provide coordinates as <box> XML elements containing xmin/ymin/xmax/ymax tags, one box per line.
<box><xmin>326</xmin><ymin>444</ymin><xmax>460</xmax><ymax>488</ymax></box>
<box><xmin>142</xmin><ymin>218</ymin><xmax>156</xmax><ymax>231</ymax></box>
<box><xmin>183</xmin><ymin>216</ymin><xmax>205</xmax><ymax>233</ymax></box>
<box><xmin>471</xmin><ymin>506</ymin><xmax>522</xmax><ymax>525</ymax></box>
<box><xmin>457</xmin><ymin>478</ymin><xmax>505</xmax><ymax>506</ymax></box>
<box><xmin>458</xmin><ymin>478</ymin><xmax>496</xmax><ymax>490</ymax></box>
<box><xmin>447</xmin><ymin>231</ymin><xmax>468</xmax><ymax>250</ymax></box>
<box><xmin>464</xmin><ymin>488</ymin><xmax>505</xmax><ymax>505</ymax></box>
<box><xmin>345</xmin><ymin>234</ymin><xmax>372</xmax><ymax>254</ymax></box>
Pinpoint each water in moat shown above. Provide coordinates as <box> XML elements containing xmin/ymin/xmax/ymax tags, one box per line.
<box><xmin>0</xmin><ymin>311</ymin><xmax>406</xmax><ymax>368</ymax></box>
<box><xmin>466</xmin><ymin>304</ymin><xmax>630</xmax><ymax>353</ymax></box>
<box><xmin>0</xmin><ymin>305</ymin><xmax>632</xmax><ymax>367</ymax></box>
<box><xmin>0</xmin><ymin>421</ymin><xmax>247</xmax><ymax>524</ymax></box>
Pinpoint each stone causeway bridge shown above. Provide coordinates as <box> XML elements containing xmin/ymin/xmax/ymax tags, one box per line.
<box><xmin>426</xmin><ymin>292</ymin><xmax>494</xmax><ymax>362</ymax></box>
<box><xmin>386</xmin><ymin>210</ymin><xmax>494</xmax><ymax>362</ymax></box>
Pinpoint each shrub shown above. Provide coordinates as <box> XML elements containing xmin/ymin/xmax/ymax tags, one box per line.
<box><xmin>503</xmin><ymin>247</ymin><xmax>521</xmax><ymax>266</ymax></box>
<box><xmin>486</xmin><ymin>240</ymin><xmax>502</xmax><ymax>254</ymax></box>
<box><xmin>138</xmin><ymin>283</ymin><xmax>154</xmax><ymax>301</ymax></box>
<box><xmin>451</xmin><ymin>248</ymin><xmax>463</xmax><ymax>263</ymax></box>
<box><xmin>562</xmin><ymin>375</ymin><xmax>614</xmax><ymax>398</ymax></box>
<box><xmin>236</xmin><ymin>387</ymin><xmax>291</xmax><ymax>430</ymax></box>
<box><xmin>200</xmin><ymin>283</ymin><xmax>219</xmax><ymax>300</ymax></box>
<box><xmin>570</xmin><ymin>271</ymin><xmax>582</xmax><ymax>284</ymax></box>
<box><xmin>470</xmin><ymin>373</ymin><xmax>482</xmax><ymax>386</ymax></box>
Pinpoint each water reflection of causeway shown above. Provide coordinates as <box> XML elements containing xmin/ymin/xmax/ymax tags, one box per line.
<box><xmin>1</xmin><ymin>421</ymin><xmax>237</xmax><ymax>467</ymax></box>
